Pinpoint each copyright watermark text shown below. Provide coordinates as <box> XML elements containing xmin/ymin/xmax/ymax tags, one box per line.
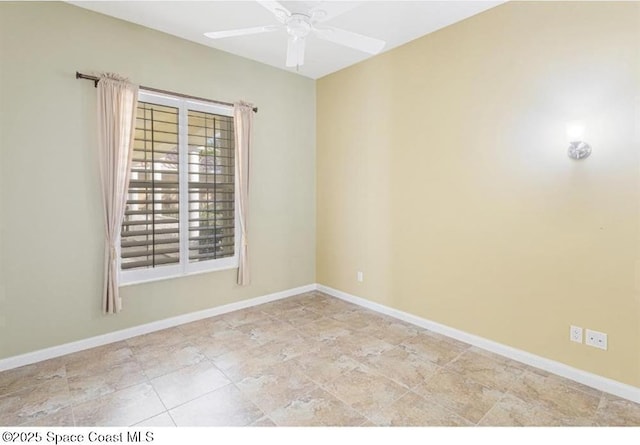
<box><xmin>1</xmin><ymin>431</ymin><xmax>154</xmax><ymax>444</ymax></box>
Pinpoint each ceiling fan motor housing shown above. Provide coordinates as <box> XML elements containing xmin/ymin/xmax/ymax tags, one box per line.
<box><xmin>286</xmin><ymin>13</ymin><xmax>312</xmax><ymax>39</ymax></box>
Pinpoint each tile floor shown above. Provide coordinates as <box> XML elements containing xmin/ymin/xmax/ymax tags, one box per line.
<box><xmin>1</xmin><ymin>291</ymin><xmax>639</xmax><ymax>427</ymax></box>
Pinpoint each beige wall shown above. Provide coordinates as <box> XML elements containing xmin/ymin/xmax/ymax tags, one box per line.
<box><xmin>317</xmin><ymin>1</ymin><xmax>640</xmax><ymax>387</ymax></box>
<box><xmin>0</xmin><ymin>2</ymin><xmax>316</xmax><ymax>359</ymax></box>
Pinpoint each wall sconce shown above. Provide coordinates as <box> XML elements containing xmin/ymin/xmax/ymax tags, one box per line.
<box><xmin>566</xmin><ymin>121</ymin><xmax>591</xmax><ymax>160</ymax></box>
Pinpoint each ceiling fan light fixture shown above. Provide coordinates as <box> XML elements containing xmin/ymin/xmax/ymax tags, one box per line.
<box><xmin>286</xmin><ymin>14</ymin><xmax>312</xmax><ymax>39</ymax></box>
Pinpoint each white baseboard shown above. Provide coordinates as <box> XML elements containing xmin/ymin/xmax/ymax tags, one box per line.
<box><xmin>0</xmin><ymin>284</ymin><xmax>316</xmax><ymax>372</ymax></box>
<box><xmin>3</xmin><ymin>281</ymin><xmax>639</xmax><ymax>405</ymax></box>
<box><xmin>317</xmin><ymin>284</ymin><xmax>640</xmax><ymax>405</ymax></box>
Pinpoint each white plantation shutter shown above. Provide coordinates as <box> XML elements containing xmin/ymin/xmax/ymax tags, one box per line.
<box><xmin>121</xmin><ymin>102</ymin><xmax>181</xmax><ymax>270</ymax></box>
<box><xmin>187</xmin><ymin>110</ymin><xmax>235</xmax><ymax>263</ymax></box>
<box><xmin>120</xmin><ymin>92</ymin><xmax>238</xmax><ymax>283</ymax></box>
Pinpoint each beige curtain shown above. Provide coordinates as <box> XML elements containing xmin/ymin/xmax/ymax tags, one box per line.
<box><xmin>234</xmin><ymin>102</ymin><xmax>254</xmax><ymax>286</ymax></box>
<box><xmin>97</xmin><ymin>74</ymin><xmax>139</xmax><ymax>314</ymax></box>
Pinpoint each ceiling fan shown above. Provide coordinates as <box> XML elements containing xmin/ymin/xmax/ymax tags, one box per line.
<box><xmin>204</xmin><ymin>1</ymin><xmax>386</xmax><ymax>68</ymax></box>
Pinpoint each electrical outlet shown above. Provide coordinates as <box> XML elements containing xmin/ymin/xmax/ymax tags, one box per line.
<box><xmin>570</xmin><ymin>325</ymin><xmax>583</xmax><ymax>343</ymax></box>
<box><xmin>585</xmin><ymin>329</ymin><xmax>607</xmax><ymax>350</ymax></box>
<box><xmin>357</xmin><ymin>271</ymin><xmax>364</xmax><ymax>282</ymax></box>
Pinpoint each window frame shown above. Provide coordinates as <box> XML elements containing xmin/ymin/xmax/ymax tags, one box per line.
<box><xmin>118</xmin><ymin>91</ymin><xmax>239</xmax><ymax>286</ymax></box>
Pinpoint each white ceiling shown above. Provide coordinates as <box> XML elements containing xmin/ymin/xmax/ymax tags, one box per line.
<box><xmin>70</xmin><ymin>1</ymin><xmax>504</xmax><ymax>79</ymax></box>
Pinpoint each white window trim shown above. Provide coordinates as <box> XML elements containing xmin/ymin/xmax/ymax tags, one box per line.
<box><xmin>119</xmin><ymin>91</ymin><xmax>240</xmax><ymax>286</ymax></box>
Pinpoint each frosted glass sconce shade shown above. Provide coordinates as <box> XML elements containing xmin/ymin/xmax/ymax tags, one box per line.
<box><xmin>566</xmin><ymin>121</ymin><xmax>591</xmax><ymax>160</ymax></box>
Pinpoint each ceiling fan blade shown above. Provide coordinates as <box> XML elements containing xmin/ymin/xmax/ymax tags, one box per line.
<box><xmin>258</xmin><ymin>0</ymin><xmax>291</xmax><ymax>23</ymax></box>
<box><xmin>315</xmin><ymin>26</ymin><xmax>385</xmax><ymax>55</ymax></box>
<box><xmin>309</xmin><ymin>2</ymin><xmax>362</xmax><ymax>24</ymax></box>
<box><xmin>204</xmin><ymin>25</ymin><xmax>279</xmax><ymax>39</ymax></box>
<box><xmin>286</xmin><ymin>36</ymin><xmax>306</xmax><ymax>67</ymax></box>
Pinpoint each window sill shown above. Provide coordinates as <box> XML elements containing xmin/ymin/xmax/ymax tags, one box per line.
<box><xmin>119</xmin><ymin>263</ymin><xmax>238</xmax><ymax>287</ymax></box>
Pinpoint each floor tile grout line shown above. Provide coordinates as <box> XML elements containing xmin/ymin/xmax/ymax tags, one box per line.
<box><xmin>311</xmin><ymin>365</ymin><xmax>413</xmax><ymax>426</ymax></box>
<box><xmin>228</xmin><ymin>380</ymin><xmax>268</xmax><ymax>426</ymax></box>
<box><xmin>13</xmin><ymin>370</ymin><xmax>75</xmax><ymax>427</ymax></box>
<box><xmin>141</xmin><ymin>355</ymin><xmax>234</xmax><ymax>416</ymax></box>
<box><xmin>362</xmin><ymin>387</ymin><xmax>413</xmax><ymax>426</ymax></box>
<box><xmin>545</xmin><ymin>373</ymin><xmax>606</xmax><ymax>400</ymax></box>
<box><xmin>439</xmin><ymin>358</ymin><xmax>521</xmax><ymax>395</ymax></box>
<box><xmin>165</xmin><ymin>410</ymin><xmax>178</xmax><ymax>427</ymax></box>
<box><xmin>473</xmin><ymin>389</ymin><xmax>511</xmax><ymax>426</ymax></box>
<box><xmin>145</xmin><ymin>376</ymin><xmax>171</xmax><ymax>426</ymax></box>
<box><xmin>311</xmin><ymin>371</ymin><xmax>374</xmax><ymax>419</ymax></box>
<box><xmin>347</xmin><ymin>350</ymin><xmax>441</xmax><ymax>392</ymax></box>
<box><xmin>131</xmin><ymin>409</ymin><xmax>170</xmax><ymax>427</ymax></box>
<box><xmin>0</xmin><ymin>376</ymin><xmax>62</xmax><ymax>402</ymax></box>
<box><xmin>417</xmin><ymin>364</ymin><xmax>516</xmax><ymax>426</ymax></box>
<box><xmin>398</xmin><ymin>386</ymin><xmax>475</xmax><ymax>426</ymax></box>
<box><xmin>500</xmin><ymin>369</ymin><xmax>602</xmax><ymax>422</ymax></box>
<box><xmin>61</xmin><ymin>372</ymin><xmax>74</xmax><ymax>424</ymax></box>
<box><xmin>240</xmin><ymin>375</ymin><xmax>326</xmax><ymax>423</ymax></box>
<box><xmin>234</xmin><ymin>358</ymin><xmax>317</xmax><ymax>416</ymax></box>
<box><xmin>67</xmin><ymin>372</ymin><xmax>150</xmax><ymax>408</ymax></box>
<box><xmin>501</xmin><ymin>380</ymin><xmax>550</xmax><ymax>415</ymax></box>
<box><xmin>252</xmin><ymin>413</ymin><xmax>277</xmax><ymax>427</ymax></box>
<box><xmin>313</xmin><ymin>381</ymin><xmax>389</xmax><ymax>427</ymax></box>
<box><xmin>156</xmin><ymin>380</ymin><xmax>236</xmax><ymax>415</ymax></box>
<box><xmin>70</xmin><ymin>404</ymin><xmax>77</xmax><ymax>427</ymax></box>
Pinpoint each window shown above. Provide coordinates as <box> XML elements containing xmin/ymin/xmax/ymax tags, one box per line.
<box><xmin>119</xmin><ymin>92</ymin><xmax>237</xmax><ymax>284</ymax></box>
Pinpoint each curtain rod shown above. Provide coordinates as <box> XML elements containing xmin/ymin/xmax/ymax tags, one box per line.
<box><xmin>75</xmin><ymin>72</ymin><xmax>258</xmax><ymax>113</ymax></box>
